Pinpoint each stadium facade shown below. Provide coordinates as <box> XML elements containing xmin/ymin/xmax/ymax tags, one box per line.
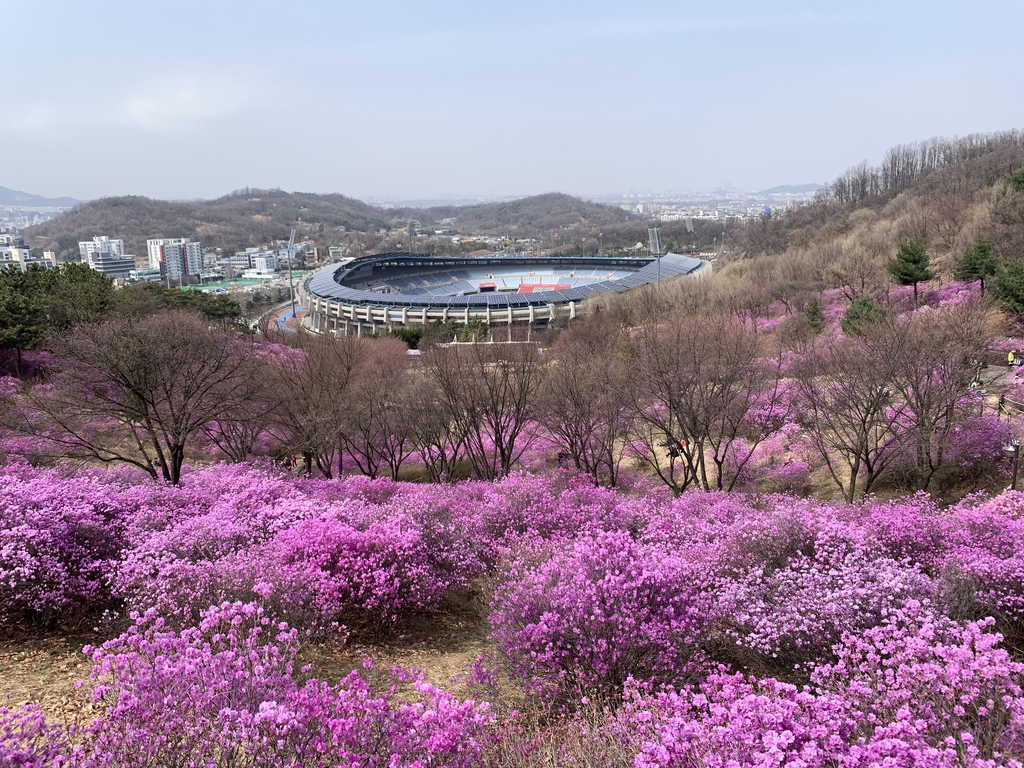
<box><xmin>300</xmin><ymin>252</ymin><xmax>709</xmax><ymax>336</ymax></box>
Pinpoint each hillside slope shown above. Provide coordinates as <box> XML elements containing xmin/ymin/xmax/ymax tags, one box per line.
<box><xmin>24</xmin><ymin>190</ymin><xmax>636</xmax><ymax>256</ymax></box>
<box><xmin>397</xmin><ymin>192</ymin><xmax>636</xmax><ymax>236</ymax></box>
<box><xmin>733</xmin><ymin>130</ymin><xmax>1024</xmax><ymax>262</ymax></box>
<box><xmin>23</xmin><ymin>189</ymin><xmax>388</xmax><ymax>256</ymax></box>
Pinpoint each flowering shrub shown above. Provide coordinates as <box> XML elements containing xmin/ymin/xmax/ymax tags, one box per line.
<box><xmin>257</xmin><ymin>511</ymin><xmax>467</xmax><ymax>633</ymax></box>
<box><xmin>718</xmin><ymin>545</ymin><xmax>932</xmax><ymax>667</ymax></box>
<box><xmin>941</xmin><ymin>413</ymin><xmax>1012</xmax><ymax>486</ymax></box>
<box><xmin>618</xmin><ymin>673</ymin><xmax>856</xmax><ymax>768</ymax></box>
<box><xmin>727</xmin><ymin>422</ymin><xmax>814</xmax><ymax>494</ymax></box>
<box><xmin>4</xmin><ymin>461</ymin><xmax>1024</xmax><ymax>765</ymax></box>
<box><xmin>2</xmin><ymin>602</ymin><xmax>493</xmax><ymax>767</ymax></box>
<box><xmin>615</xmin><ymin>663</ymin><xmax>1023</xmax><ymax>768</ymax></box>
<box><xmin>82</xmin><ymin>601</ymin><xmax>301</xmax><ymax>766</ymax></box>
<box><xmin>488</xmin><ymin>530</ymin><xmax>715</xmax><ymax>703</ymax></box>
<box><xmin>0</xmin><ymin>461</ymin><xmax>129</xmax><ymax>625</ymax></box>
<box><xmin>109</xmin><ymin>465</ymin><xmax>486</xmax><ymax>634</ymax></box>
<box><xmin>812</xmin><ymin>600</ymin><xmax>1024</xmax><ymax>761</ymax></box>
<box><xmin>0</xmin><ymin>704</ymin><xmax>75</xmax><ymax>768</ymax></box>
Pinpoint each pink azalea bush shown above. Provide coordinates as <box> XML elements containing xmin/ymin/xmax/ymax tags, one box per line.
<box><xmin>811</xmin><ymin>600</ymin><xmax>1024</xmax><ymax>760</ymax></box>
<box><xmin>488</xmin><ymin>529</ymin><xmax>715</xmax><ymax>704</ymax></box>
<box><xmin>726</xmin><ymin>422</ymin><xmax>814</xmax><ymax>494</ymax></box>
<box><xmin>0</xmin><ymin>461</ymin><xmax>131</xmax><ymax>625</ymax></box>
<box><xmin>3</xmin><ymin>460</ymin><xmax>1024</xmax><ymax>764</ymax></box>
<box><xmin>1</xmin><ymin>601</ymin><xmax>493</xmax><ymax>767</ymax></box>
<box><xmin>617</xmin><ymin>673</ymin><xmax>857</xmax><ymax>768</ymax></box>
<box><xmin>111</xmin><ymin>466</ymin><xmax>485</xmax><ymax>634</ymax></box>
<box><xmin>0</xmin><ymin>704</ymin><xmax>75</xmax><ymax>768</ymax></box>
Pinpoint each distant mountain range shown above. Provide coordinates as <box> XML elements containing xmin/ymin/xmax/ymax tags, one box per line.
<box><xmin>758</xmin><ymin>183</ymin><xmax>823</xmax><ymax>196</ymax></box>
<box><xmin>0</xmin><ymin>185</ymin><xmax>81</xmax><ymax>208</ymax></box>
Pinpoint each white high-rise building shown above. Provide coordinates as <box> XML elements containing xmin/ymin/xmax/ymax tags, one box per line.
<box><xmin>0</xmin><ymin>246</ymin><xmax>56</xmax><ymax>272</ymax></box>
<box><xmin>147</xmin><ymin>238</ymin><xmax>203</xmax><ymax>281</ymax></box>
<box><xmin>79</xmin><ymin>236</ymin><xmax>125</xmax><ymax>262</ymax></box>
<box><xmin>79</xmin><ymin>236</ymin><xmax>134</xmax><ymax>279</ymax></box>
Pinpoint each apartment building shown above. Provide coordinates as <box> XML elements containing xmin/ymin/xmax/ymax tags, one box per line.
<box><xmin>147</xmin><ymin>238</ymin><xmax>203</xmax><ymax>281</ymax></box>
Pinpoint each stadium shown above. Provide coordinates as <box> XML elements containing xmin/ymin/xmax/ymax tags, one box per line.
<box><xmin>300</xmin><ymin>252</ymin><xmax>710</xmax><ymax>335</ymax></box>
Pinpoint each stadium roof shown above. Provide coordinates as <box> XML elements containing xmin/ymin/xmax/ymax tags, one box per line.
<box><xmin>304</xmin><ymin>252</ymin><xmax>708</xmax><ymax>309</ymax></box>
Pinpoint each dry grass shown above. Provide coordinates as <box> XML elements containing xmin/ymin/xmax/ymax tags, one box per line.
<box><xmin>298</xmin><ymin>596</ymin><xmax>492</xmax><ymax>696</ymax></box>
<box><xmin>0</xmin><ymin>597</ymin><xmax>491</xmax><ymax>719</ymax></box>
<box><xmin>0</xmin><ymin>632</ymin><xmax>95</xmax><ymax>720</ymax></box>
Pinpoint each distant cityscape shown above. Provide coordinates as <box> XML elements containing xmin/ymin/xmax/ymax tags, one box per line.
<box><xmin>0</xmin><ymin>181</ymin><xmax>824</xmax><ymax>287</ymax></box>
<box><xmin>0</xmin><ymin>205</ymin><xmax>73</xmax><ymax>230</ymax></box>
<box><xmin>0</xmin><ymin>229</ymin><xmax>319</xmax><ymax>291</ymax></box>
<box><xmin>367</xmin><ymin>183</ymin><xmax>824</xmax><ymax>223</ymax></box>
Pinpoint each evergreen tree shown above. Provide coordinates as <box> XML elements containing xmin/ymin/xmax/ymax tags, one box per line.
<box><xmin>953</xmin><ymin>239</ymin><xmax>1001</xmax><ymax>295</ymax></box>
<box><xmin>804</xmin><ymin>298</ymin><xmax>825</xmax><ymax>333</ymax></box>
<box><xmin>887</xmin><ymin>240</ymin><xmax>934</xmax><ymax>303</ymax></box>
<box><xmin>36</xmin><ymin>263</ymin><xmax>116</xmax><ymax>328</ymax></box>
<box><xmin>841</xmin><ymin>297</ymin><xmax>886</xmax><ymax>337</ymax></box>
<box><xmin>992</xmin><ymin>260</ymin><xmax>1024</xmax><ymax>315</ymax></box>
<box><xmin>0</xmin><ymin>283</ymin><xmax>47</xmax><ymax>376</ymax></box>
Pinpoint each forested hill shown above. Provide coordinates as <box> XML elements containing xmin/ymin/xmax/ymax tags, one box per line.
<box><xmin>733</xmin><ymin>129</ymin><xmax>1024</xmax><ymax>262</ymax></box>
<box><xmin>22</xmin><ymin>189</ymin><xmax>389</xmax><ymax>257</ymax></box>
<box><xmin>395</xmin><ymin>192</ymin><xmax>636</xmax><ymax>236</ymax></box>
<box><xmin>24</xmin><ymin>189</ymin><xmax>636</xmax><ymax>258</ymax></box>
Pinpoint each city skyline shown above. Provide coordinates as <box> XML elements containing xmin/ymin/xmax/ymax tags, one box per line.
<box><xmin>3</xmin><ymin>0</ymin><xmax>1022</xmax><ymax>201</ymax></box>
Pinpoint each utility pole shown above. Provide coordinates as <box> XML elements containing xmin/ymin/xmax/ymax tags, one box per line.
<box><xmin>287</xmin><ymin>229</ymin><xmax>297</xmax><ymax>323</ymax></box>
<box><xmin>649</xmin><ymin>227</ymin><xmax>663</xmax><ymax>283</ymax></box>
<box><xmin>1005</xmin><ymin>439</ymin><xmax>1021</xmax><ymax>491</ymax></box>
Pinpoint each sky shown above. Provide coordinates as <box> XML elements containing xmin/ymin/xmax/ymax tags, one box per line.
<box><xmin>2</xmin><ymin>0</ymin><xmax>1023</xmax><ymax>202</ymax></box>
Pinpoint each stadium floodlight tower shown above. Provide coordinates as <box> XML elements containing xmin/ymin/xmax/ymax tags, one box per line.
<box><xmin>649</xmin><ymin>227</ymin><xmax>663</xmax><ymax>282</ymax></box>
<box><xmin>285</xmin><ymin>228</ymin><xmax>298</xmax><ymax>323</ymax></box>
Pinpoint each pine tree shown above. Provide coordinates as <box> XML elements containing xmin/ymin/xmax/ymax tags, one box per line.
<box><xmin>841</xmin><ymin>297</ymin><xmax>886</xmax><ymax>337</ymax></box>
<box><xmin>954</xmin><ymin>239</ymin><xmax>1001</xmax><ymax>295</ymax></box>
<box><xmin>0</xmin><ymin>285</ymin><xmax>47</xmax><ymax>376</ymax></box>
<box><xmin>804</xmin><ymin>298</ymin><xmax>825</xmax><ymax>333</ymax></box>
<box><xmin>887</xmin><ymin>240</ymin><xmax>934</xmax><ymax>304</ymax></box>
<box><xmin>993</xmin><ymin>260</ymin><xmax>1024</xmax><ymax>315</ymax></box>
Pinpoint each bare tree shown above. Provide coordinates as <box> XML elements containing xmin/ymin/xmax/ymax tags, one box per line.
<box><xmin>199</xmin><ymin>349</ymin><xmax>279</xmax><ymax>462</ymax></box>
<box><xmin>891</xmin><ymin>301</ymin><xmax>995</xmax><ymax>490</ymax></box>
<box><xmin>340</xmin><ymin>337</ymin><xmax>415</xmax><ymax>480</ymax></box>
<box><xmin>403</xmin><ymin>374</ymin><xmax>467</xmax><ymax>482</ymax></box>
<box><xmin>3</xmin><ymin>310</ymin><xmax>262</xmax><ymax>484</ymax></box>
<box><xmin>268</xmin><ymin>332</ymin><xmax>365</xmax><ymax>477</ymax></box>
<box><xmin>794</xmin><ymin>327</ymin><xmax>908</xmax><ymax>502</ymax></box>
<box><xmin>538</xmin><ymin>315</ymin><xmax>636</xmax><ymax>486</ymax></box>
<box><xmin>827</xmin><ymin>238</ymin><xmax>890</xmax><ymax>302</ymax></box>
<box><xmin>423</xmin><ymin>337</ymin><xmax>545</xmax><ymax>479</ymax></box>
<box><xmin>632</xmin><ymin>314</ymin><xmax>790</xmax><ymax>493</ymax></box>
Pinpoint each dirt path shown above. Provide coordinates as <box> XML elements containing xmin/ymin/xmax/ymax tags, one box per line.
<box><xmin>0</xmin><ymin>634</ymin><xmax>95</xmax><ymax>719</ymax></box>
<box><xmin>302</xmin><ymin>607</ymin><xmax>491</xmax><ymax>696</ymax></box>
<box><xmin>0</xmin><ymin>603</ymin><xmax>491</xmax><ymax>715</ymax></box>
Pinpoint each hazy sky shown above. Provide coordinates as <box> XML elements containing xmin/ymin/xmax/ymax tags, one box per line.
<box><xmin>3</xmin><ymin>0</ymin><xmax>1023</xmax><ymax>201</ymax></box>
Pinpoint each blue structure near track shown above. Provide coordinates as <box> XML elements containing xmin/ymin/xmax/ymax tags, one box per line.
<box><xmin>276</xmin><ymin>306</ymin><xmax>307</xmax><ymax>332</ymax></box>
